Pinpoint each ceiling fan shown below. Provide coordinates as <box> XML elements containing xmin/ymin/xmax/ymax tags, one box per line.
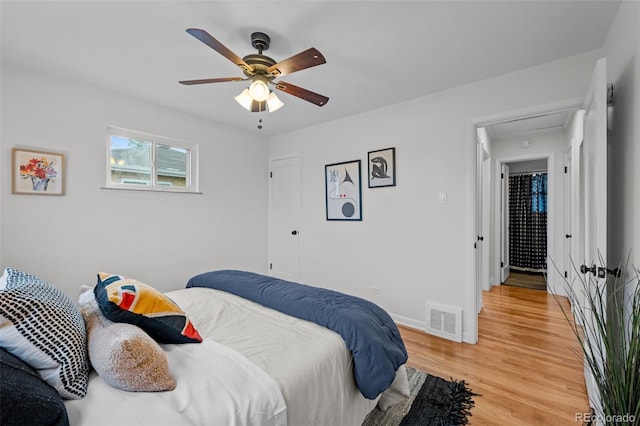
<box><xmin>179</xmin><ymin>29</ymin><xmax>329</xmax><ymax>112</ymax></box>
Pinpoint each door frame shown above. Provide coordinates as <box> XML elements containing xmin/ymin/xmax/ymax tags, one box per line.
<box><xmin>465</xmin><ymin>97</ymin><xmax>583</xmax><ymax>343</ymax></box>
<box><xmin>500</xmin><ymin>163</ymin><xmax>510</xmax><ymax>282</ymax></box>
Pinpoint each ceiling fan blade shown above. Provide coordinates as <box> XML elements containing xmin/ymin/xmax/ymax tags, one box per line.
<box><xmin>275</xmin><ymin>81</ymin><xmax>329</xmax><ymax>107</ymax></box>
<box><xmin>186</xmin><ymin>28</ymin><xmax>251</xmax><ymax>73</ymax></box>
<box><xmin>267</xmin><ymin>48</ymin><xmax>326</xmax><ymax>77</ymax></box>
<box><xmin>179</xmin><ymin>77</ymin><xmax>244</xmax><ymax>85</ymax></box>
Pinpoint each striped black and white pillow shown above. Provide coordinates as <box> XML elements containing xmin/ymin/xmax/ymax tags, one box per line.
<box><xmin>0</xmin><ymin>268</ymin><xmax>88</xmax><ymax>399</ymax></box>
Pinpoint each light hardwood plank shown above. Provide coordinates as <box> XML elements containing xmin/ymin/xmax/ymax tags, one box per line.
<box><xmin>399</xmin><ymin>285</ymin><xmax>590</xmax><ymax>425</ymax></box>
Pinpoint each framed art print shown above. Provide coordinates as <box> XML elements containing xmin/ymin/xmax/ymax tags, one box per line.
<box><xmin>12</xmin><ymin>148</ymin><xmax>65</xmax><ymax>195</ymax></box>
<box><xmin>325</xmin><ymin>160</ymin><xmax>362</xmax><ymax>221</ymax></box>
<box><xmin>368</xmin><ymin>147</ymin><xmax>396</xmax><ymax>188</ymax></box>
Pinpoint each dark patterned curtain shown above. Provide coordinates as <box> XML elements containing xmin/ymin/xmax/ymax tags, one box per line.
<box><xmin>509</xmin><ymin>173</ymin><xmax>547</xmax><ymax>272</ymax></box>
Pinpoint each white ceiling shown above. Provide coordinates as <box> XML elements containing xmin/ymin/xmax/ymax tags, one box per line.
<box><xmin>0</xmin><ymin>1</ymin><xmax>621</xmax><ymax>137</ymax></box>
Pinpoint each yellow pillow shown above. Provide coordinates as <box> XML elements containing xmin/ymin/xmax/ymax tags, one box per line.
<box><xmin>94</xmin><ymin>273</ymin><xmax>202</xmax><ymax>344</ymax></box>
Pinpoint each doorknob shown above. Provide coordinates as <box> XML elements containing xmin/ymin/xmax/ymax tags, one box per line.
<box><xmin>565</xmin><ymin>234</ymin><xmax>572</xmax><ymax>239</ymax></box>
<box><xmin>607</xmin><ymin>267</ymin><xmax>621</xmax><ymax>278</ymax></box>
<box><xmin>291</xmin><ymin>230</ymin><xmax>298</xmax><ymax>235</ymax></box>
<box><xmin>580</xmin><ymin>264</ymin><xmax>597</xmax><ymax>276</ymax></box>
<box><xmin>597</xmin><ymin>266</ymin><xmax>621</xmax><ymax>278</ymax></box>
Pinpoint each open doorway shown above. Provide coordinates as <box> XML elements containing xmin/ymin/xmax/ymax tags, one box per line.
<box><xmin>467</xmin><ymin>97</ymin><xmax>585</xmax><ymax>343</ymax></box>
<box><xmin>469</xmin><ymin>100</ymin><xmax>584</xmax><ymax>336</ymax></box>
<box><xmin>502</xmin><ymin>159</ymin><xmax>548</xmax><ymax>291</ymax></box>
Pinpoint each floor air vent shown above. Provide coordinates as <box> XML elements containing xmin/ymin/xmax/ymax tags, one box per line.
<box><xmin>425</xmin><ymin>303</ymin><xmax>462</xmax><ymax>342</ymax></box>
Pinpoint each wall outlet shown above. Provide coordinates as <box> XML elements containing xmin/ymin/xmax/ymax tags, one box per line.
<box><xmin>370</xmin><ymin>286</ymin><xmax>381</xmax><ymax>294</ymax></box>
<box><xmin>439</xmin><ymin>192</ymin><xmax>447</xmax><ymax>204</ymax></box>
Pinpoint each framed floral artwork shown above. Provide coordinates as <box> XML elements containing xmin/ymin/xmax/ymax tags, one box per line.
<box><xmin>325</xmin><ymin>159</ymin><xmax>362</xmax><ymax>221</ymax></box>
<box><xmin>368</xmin><ymin>147</ymin><xmax>396</xmax><ymax>188</ymax></box>
<box><xmin>12</xmin><ymin>148</ymin><xmax>65</xmax><ymax>195</ymax></box>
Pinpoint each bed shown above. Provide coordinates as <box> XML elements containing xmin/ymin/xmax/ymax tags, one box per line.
<box><xmin>64</xmin><ymin>270</ymin><xmax>410</xmax><ymax>425</ymax></box>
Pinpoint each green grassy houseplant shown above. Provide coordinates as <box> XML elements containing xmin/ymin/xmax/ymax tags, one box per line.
<box><xmin>552</xmin><ymin>257</ymin><xmax>639</xmax><ymax>425</ymax></box>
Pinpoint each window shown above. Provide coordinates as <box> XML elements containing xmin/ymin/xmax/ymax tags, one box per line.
<box><xmin>106</xmin><ymin>127</ymin><xmax>199</xmax><ymax>193</ymax></box>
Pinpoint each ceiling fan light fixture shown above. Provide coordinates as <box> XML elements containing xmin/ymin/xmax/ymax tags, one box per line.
<box><xmin>234</xmin><ymin>88</ymin><xmax>253</xmax><ymax>111</ymax></box>
<box><xmin>236</xmin><ymin>87</ymin><xmax>284</xmax><ymax>113</ymax></box>
<box><xmin>248</xmin><ymin>77</ymin><xmax>270</xmax><ymax>102</ymax></box>
<box><xmin>266</xmin><ymin>91</ymin><xmax>284</xmax><ymax>112</ymax></box>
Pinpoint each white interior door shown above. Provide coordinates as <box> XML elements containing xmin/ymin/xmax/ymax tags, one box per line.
<box><xmin>482</xmin><ymin>154</ymin><xmax>491</xmax><ymax>290</ymax></box>
<box><xmin>564</xmin><ymin>149</ymin><xmax>573</xmax><ymax>297</ymax></box>
<box><xmin>269</xmin><ymin>156</ymin><xmax>300</xmax><ymax>281</ymax></box>
<box><xmin>580</xmin><ymin>57</ymin><xmax>607</xmax><ymax>417</ymax></box>
<box><xmin>500</xmin><ymin>163</ymin><xmax>510</xmax><ymax>282</ymax></box>
<box><xmin>475</xmin><ymin>139</ymin><xmax>484</xmax><ymax>313</ymax></box>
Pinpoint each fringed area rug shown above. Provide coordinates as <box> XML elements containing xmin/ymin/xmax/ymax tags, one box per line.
<box><xmin>362</xmin><ymin>366</ymin><xmax>477</xmax><ymax>426</ymax></box>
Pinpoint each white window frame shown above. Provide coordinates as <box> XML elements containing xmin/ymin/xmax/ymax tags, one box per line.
<box><xmin>105</xmin><ymin>126</ymin><xmax>200</xmax><ymax>193</ymax></box>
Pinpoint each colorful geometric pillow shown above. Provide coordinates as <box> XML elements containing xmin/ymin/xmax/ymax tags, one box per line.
<box><xmin>0</xmin><ymin>268</ymin><xmax>89</xmax><ymax>399</ymax></box>
<box><xmin>78</xmin><ymin>286</ymin><xmax>176</xmax><ymax>392</ymax></box>
<box><xmin>93</xmin><ymin>273</ymin><xmax>202</xmax><ymax>344</ymax></box>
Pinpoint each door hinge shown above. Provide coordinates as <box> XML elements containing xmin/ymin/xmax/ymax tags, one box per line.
<box><xmin>501</xmin><ymin>261</ymin><xmax>504</xmax><ymax>268</ymax></box>
<box><xmin>501</xmin><ymin>173</ymin><xmax>504</xmax><ymax>179</ymax></box>
<box><xmin>564</xmin><ymin>271</ymin><xmax>568</xmax><ymax>278</ymax></box>
<box><xmin>270</xmin><ymin>171</ymin><xmax>272</xmax><ymax>178</ymax></box>
<box><xmin>269</xmin><ymin>263</ymin><xmax>272</xmax><ymax>270</ymax></box>
<box><xmin>607</xmin><ymin>83</ymin><xmax>615</xmax><ymax>105</ymax></box>
<box><xmin>564</xmin><ymin>166</ymin><xmax>568</xmax><ymax>174</ymax></box>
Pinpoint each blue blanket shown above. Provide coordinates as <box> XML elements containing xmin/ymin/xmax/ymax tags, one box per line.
<box><xmin>186</xmin><ymin>270</ymin><xmax>408</xmax><ymax>399</ymax></box>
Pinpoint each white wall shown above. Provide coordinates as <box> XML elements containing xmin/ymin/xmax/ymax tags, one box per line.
<box><xmin>0</xmin><ymin>65</ymin><xmax>269</xmax><ymax>298</ymax></box>
<box><xmin>268</xmin><ymin>50</ymin><xmax>602</xmax><ymax>340</ymax></box>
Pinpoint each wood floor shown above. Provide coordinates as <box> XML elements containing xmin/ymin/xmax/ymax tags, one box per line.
<box><xmin>503</xmin><ymin>271</ymin><xmax>547</xmax><ymax>291</ymax></box>
<box><xmin>399</xmin><ymin>285</ymin><xmax>590</xmax><ymax>425</ymax></box>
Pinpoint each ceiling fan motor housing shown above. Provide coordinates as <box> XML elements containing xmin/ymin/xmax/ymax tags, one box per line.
<box><xmin>242</xmin><ymin>32</ymin><xmax>276</xmax><ymax>79</ymax></box>
<box><xmin>250</xmin><ymin>32</ymin><xmax>270</xmax><ymax>53</ymax></box>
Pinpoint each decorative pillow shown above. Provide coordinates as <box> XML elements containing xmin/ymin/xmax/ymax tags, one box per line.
<box><xmin>0</xmin><ymin>268</ymin><xmax>89</xmax><ymax>399</ymax></box>
<box><xmin>0</xmin><ymin>347</ymin><xmax>69</xmax><ymax>426</ymax></box>
<box><xmin>78</xmin><ymin>286</ymin><xmax>176</xmax><ymax>392</ymax></box>
<box><xmin>94</xmin><ymin>273</ymin><xmax>202</xmax><ymax>344</ymax></box>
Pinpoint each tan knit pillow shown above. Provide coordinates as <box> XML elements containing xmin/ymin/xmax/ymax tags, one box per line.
<box><xmin>78</xmin><ymin>286</ymin><xmax>176</xmax><ymax>392</ymax></box>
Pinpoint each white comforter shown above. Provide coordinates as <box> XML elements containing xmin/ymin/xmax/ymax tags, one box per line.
<box><xmin>65</xmin><ymin>287</ymin><xmax>387</xmax><ymax>426</ymax></box>
<box><xmin>64</xmin><ymin>337</ymin><xmax>287</xmax><ymax>426</ymax></box>
<box><xmin>168</xmin><ymin>287</ymin><xmax>379</xmax><ymax>426</ymax></box>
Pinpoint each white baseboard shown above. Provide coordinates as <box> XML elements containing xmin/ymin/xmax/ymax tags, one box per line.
<box><xmin>391</xmin><ymin>312</ymin><xmax>478</xmax><ymax>345</ymax></box>
<box><xmin>390</xmin><ymin>313</ymin><xmax>424</xmax><ymax>331</ymax></box>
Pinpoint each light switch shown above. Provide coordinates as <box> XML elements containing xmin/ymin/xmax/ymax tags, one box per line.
<box><xmin>439</xmin><ymin>192</ymin><xmax>447</xmax><ymax>204</ymax></box>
